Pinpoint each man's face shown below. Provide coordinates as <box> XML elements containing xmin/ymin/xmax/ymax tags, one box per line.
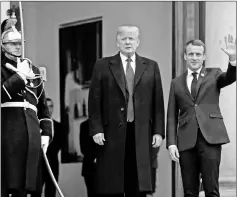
<box><xmin>46</xmin><ymin>100</ymin><xmax>54</xmax><ymax>117</ymax></box>
<box><xmin>184</xmin><ymin>44</ymin><xmax>206</xmax><ymax>71</ymax></box>
<box><xmin>116</xmin><ymin>28</ymin><xmax>140</xmax><ymax>57</ymax></box>
<box><xmin>4</xmin><ymin>42</ymin><xmax>22</xmax><ymax>57</ymax></box>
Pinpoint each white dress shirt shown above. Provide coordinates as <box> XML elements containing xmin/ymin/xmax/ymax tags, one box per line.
<box><xmin>120</xmin><ymin>52</ymin><xmax>136</xmax><ymax>74</ymax></box>
<box><xmin>186</xmin><ymin>66</ymin><xmax>202</xmax><ymax>93</ymax></box>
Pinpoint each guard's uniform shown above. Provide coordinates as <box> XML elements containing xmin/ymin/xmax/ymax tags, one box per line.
<box><xmin>1</xmin><ymin>53</ymin><xmax>53</xmax><ymax>194</ymax></box>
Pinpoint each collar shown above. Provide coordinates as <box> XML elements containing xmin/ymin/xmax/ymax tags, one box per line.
<box><xmin>187</xmin><ymin>66</ymin><xmax>203</xmax><ymax>77</ymax></box>
<box><xmin>120</xmin><ymin>52</ymin><xmax>136</xmax><ymax>63</ymax></box>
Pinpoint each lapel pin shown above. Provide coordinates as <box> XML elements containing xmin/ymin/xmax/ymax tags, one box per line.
<box><xmin>201</xmin><ymin>73</ymin><xmax>204</xmax><ymax>77</ymax></box>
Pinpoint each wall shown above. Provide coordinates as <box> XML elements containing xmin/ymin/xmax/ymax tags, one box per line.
<box><xmin>1</xmin><ymin>2</ymin><xmax>10</xmax><ymax>23</ymax></box>
<box><xmin>205</xmin><ymin>2</ymin><xmax>236</xmax><ymax>179</ymax></box>
<box><xmin>21</xmin><ymin>2</ymin><xmax>172</xmax><ymax>197</ymax></box>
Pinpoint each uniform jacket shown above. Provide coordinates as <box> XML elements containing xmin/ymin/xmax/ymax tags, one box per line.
<box><xmin>166</xmin><ymin>64</ymin><xmax>236</xmax><ymax>152</ymax></box>
<box><xmin>1</xmin><ymin>54</ymin><xmax>53</xmax><ymax>191</ymax></box>
<box><xmin>88</xmin><ymin>53</ymin><xmax>165</xmax><ymax>194</ymax></box>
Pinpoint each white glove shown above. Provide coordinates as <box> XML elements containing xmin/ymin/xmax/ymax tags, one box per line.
<box><xmin>41</xmin><ymin>136</ymin><xmax>50</xmax><ymax>153</ymax></box>
<box><xmin>17</xmin><ymin>58</ymin><xmax>31</xmax><ymax>76</ymax></box>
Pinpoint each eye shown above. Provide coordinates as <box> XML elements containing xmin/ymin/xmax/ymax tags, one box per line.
<box><xmin>187</xmin><ymin>53</ymin><xmax>194</xmax><ymax>57</ymax></box>
<box><xmin>196</xmin><ymin>53</ymin><xmax>202</xmax><ymax>57</ymax></box>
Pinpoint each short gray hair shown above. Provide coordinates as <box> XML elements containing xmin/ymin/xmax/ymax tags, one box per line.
<box><xmin>116</xmin><ymin>25</ymin><xmax>140</xmax><ymax>40</ymax></box>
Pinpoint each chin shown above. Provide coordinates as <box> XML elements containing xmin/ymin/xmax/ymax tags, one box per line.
<box><xmin>191</xmin><ymin>65</ymin><xmax>201</xmax><ymax>70</ymax></box>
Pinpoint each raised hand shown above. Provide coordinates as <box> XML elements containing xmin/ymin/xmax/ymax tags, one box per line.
<box><xmin>220</xmin><ymin>34</ymin><xmax>236</xmax><ymax>61</ymax></box>
<box><xmin>17</xmin><ymin>57</ymin><xmax>31</xmax><ymax>75</ymax></box>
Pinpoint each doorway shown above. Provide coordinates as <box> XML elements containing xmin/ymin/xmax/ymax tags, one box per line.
<box><xmin>59</xmin><ymin>17</ymin><xmax>102</xmax><ymax>163</ymax></box>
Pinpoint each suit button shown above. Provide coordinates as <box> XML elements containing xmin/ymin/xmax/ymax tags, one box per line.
<box><xmin>195</xmin><ymin>104</ymin><xmax>198</xmax><ymax>107</ymax></box>
<box><xmin>121</xmin><ymin>107</ymin><xmax>124</xmax><ymax>111</ymax></box>
<box><xmin>118</xmin><ymin>123</ymin><xmax>122</xmax><ymax>128</ymax></box>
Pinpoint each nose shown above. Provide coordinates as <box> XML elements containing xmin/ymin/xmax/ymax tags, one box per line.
<box><xmin>125</xmin><ymin>38</ymin><xmax>130</xmax><ymax>44</ymax></box>
<box><xmin>16</xmin><ymin>43</ymin><xmax>21</xmax><ymax>48</ymax></box>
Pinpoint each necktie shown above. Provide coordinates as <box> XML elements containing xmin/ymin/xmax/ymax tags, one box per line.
<box><xmin>126</xmin><ymin>58</ymin><xmax>134</xmax><ymax>122</ymax></box>
<box><xmin>191</xmin><ymin>72</ymin><xmax>198</xmax><ymax>99</ymax></box>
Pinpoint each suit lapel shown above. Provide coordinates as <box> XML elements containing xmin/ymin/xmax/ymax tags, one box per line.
<box><xmin>182</xmin><ymin>71</ymin><xmax>194</xmax><ymax>101</ymax></box>
<box><xmin>196</xmin><ymin>66</ymin><xmax>207</xmax><ymax>98</ymax></box>
<box><xmin>134</xmin><ymin>54</ymin><xmax>147</xmax><ymax>88</ymax></box>
<box><xmin>109</xmin><ymin>53</ymin><xmax>127</xmax><ymax>99</ymax></box>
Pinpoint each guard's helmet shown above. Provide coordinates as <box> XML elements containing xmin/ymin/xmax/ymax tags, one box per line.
<box><xmin>1</xmin><ymin>27</ymin><xmax>21</xmax><ymax>44</ymax></box>
<box><xmin>1</xmin><ymin>10</ymin><xmax>22</xmax><ymax>57</ymax></box>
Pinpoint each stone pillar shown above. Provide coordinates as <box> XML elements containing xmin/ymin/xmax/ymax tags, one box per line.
<box><xmin>172</xmin><ymin>2</ymin><xmax>205</xmax><ymax>197</ymax></box>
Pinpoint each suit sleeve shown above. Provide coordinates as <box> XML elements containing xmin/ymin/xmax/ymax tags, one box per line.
<box><xmin>1</xmin><ymin>73</ymin><xmax>25</xmax><ymax>103</ymax></box>
<box><xmin>88</xmin><ymin>60</ymin><xmax>104</xmax><ymax>136</ymax></box>
<box><xmin>153</xmin><ymin>62</ymin><xmax>165</xmax><ymax>139</ymax></box>
<box><xmin>37</xmin><ymin>83</ymin><xmax>53</xmax><ymax>140</ymax></box>
<box><xmin>216</xmin><ymin>63</ymin><xmax>236</xmax><ymax>89</ymax></box>
<box><xmin>166</xmin><ymin>80</ymin><xmax>179</xmax><ymax>148</ymax></box>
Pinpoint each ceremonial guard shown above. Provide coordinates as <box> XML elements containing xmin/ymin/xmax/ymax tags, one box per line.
<box><xmin>1</xmin><ymin>10</ymin><xmax>53</xmax><ymax>197</ymax></box>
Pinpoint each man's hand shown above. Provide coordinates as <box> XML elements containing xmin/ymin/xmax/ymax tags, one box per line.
<box><xmin>93</xmin><ymin>133</ymin><xmax>105</xmax><ymax>145</ymax></box>
<box><xmin>17</xmin><ymin>57</ymin><xmax>31</xmax><ymax>75</ymax></box>
<box><xmin>169</xmin><ymin>145</ymin><xmax>180</xmax><ymax>162</ymax></box>
<box><xmin>152</xmin><ymin>134</ymin><xmax>162</xmax><ymax>148</ymax></box>
<box><xmin>220</xmin><ymin>34</ymin><xmax>236</xmax><ymax>61</ymax></box>
<box><xmin>41</xmin><ymin>136</ymin><xmax>50</xmax><ymax>153</ymax></box>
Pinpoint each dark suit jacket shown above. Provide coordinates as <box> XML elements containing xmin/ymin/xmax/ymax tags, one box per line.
<box><xmin>88</xmin><ymin>52</ymin><xmax>165</xmax><ymax>194</ymax></box>
<box><xmin>166</xmin><ymin>64</ymin><xmax>236</xmax><ymax>152</ymax></box>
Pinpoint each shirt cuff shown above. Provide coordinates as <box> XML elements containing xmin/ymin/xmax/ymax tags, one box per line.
<box><xmin>168</xmin><ymin>145</ymin><xmax>177</xmax><ymax>149</ymax></box>
<box><xmin>229</xmin><ymin>60</ymin><xmax>236</xmax><ymax>66</ymax></box>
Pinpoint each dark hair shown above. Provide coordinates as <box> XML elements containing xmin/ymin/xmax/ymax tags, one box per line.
<box><xmin>184</xmin><ymin>39</ymin><xmax>205</xmax><ymax>54</ymax></box>
<box><xmin>46</xmin><ymin>97</ymin><xmax>53</xmax><ymax>104</ymax></box>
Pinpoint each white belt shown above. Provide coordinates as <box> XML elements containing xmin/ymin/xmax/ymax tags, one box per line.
<box><xmin>1</xmin><ymin>101</ymin><xmax>37</xmax><ymax>113</ymax></box>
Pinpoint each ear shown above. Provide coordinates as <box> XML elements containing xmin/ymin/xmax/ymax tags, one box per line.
<box><xmin>203</xmin><ymin>53</ymin><xmax>206</xmax><ymax>61</ymax></box>
<box><xmin>116</xmin><ymin>40</ymin><xmax>119</xmax><ymax>48</ymax></box>
<box><xmin>184</xmin><ymin>54</ymin><xmax>187</xmax><ymax>60</ymax></box>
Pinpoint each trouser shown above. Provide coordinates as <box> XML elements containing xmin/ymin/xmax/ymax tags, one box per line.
<box><xmin>179</xmin><ymin>129</ymin><xmax>222</xmax><ymax>197</ymax></box>
<box><xmin>84</xmin><ymin>175</ymin><xmax>96</xmax><ymax>197</ymax></box>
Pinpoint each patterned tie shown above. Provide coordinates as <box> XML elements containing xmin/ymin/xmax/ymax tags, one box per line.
<box><xmin>191</xmin><ymin>72</ymin><xmax>198</xmax><ymax>99</ymax></box>
<box><xmin>126</xmin><ymin>57</ymin><xmax>134</xmax><ymax>122</ymax></box>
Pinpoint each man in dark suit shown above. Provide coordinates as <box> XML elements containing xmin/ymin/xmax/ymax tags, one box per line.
<box><xmin>166</xmin><ymin>38</ymin><xmax>236</xmax><ymax>197</ymax></box>
<box><xmin>40</xmin><ymin>98</ymin><xmax>63</xmax><ymax>197</ymax></box>
<box><xmin>88</xmin><ymin>25</ymin><xmax>165</xmax><ymax>197</ymax></box>
<box><xmin>80</xmin><ymin>119</ymin><xmax>96</xmax><ymax>197</ymax></box>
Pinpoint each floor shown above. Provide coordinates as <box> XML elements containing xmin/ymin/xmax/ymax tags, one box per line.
<box><xmin>199</xmin><ymin>177</ymin><xmax>236</xmax><ymax>197</ymax></box>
